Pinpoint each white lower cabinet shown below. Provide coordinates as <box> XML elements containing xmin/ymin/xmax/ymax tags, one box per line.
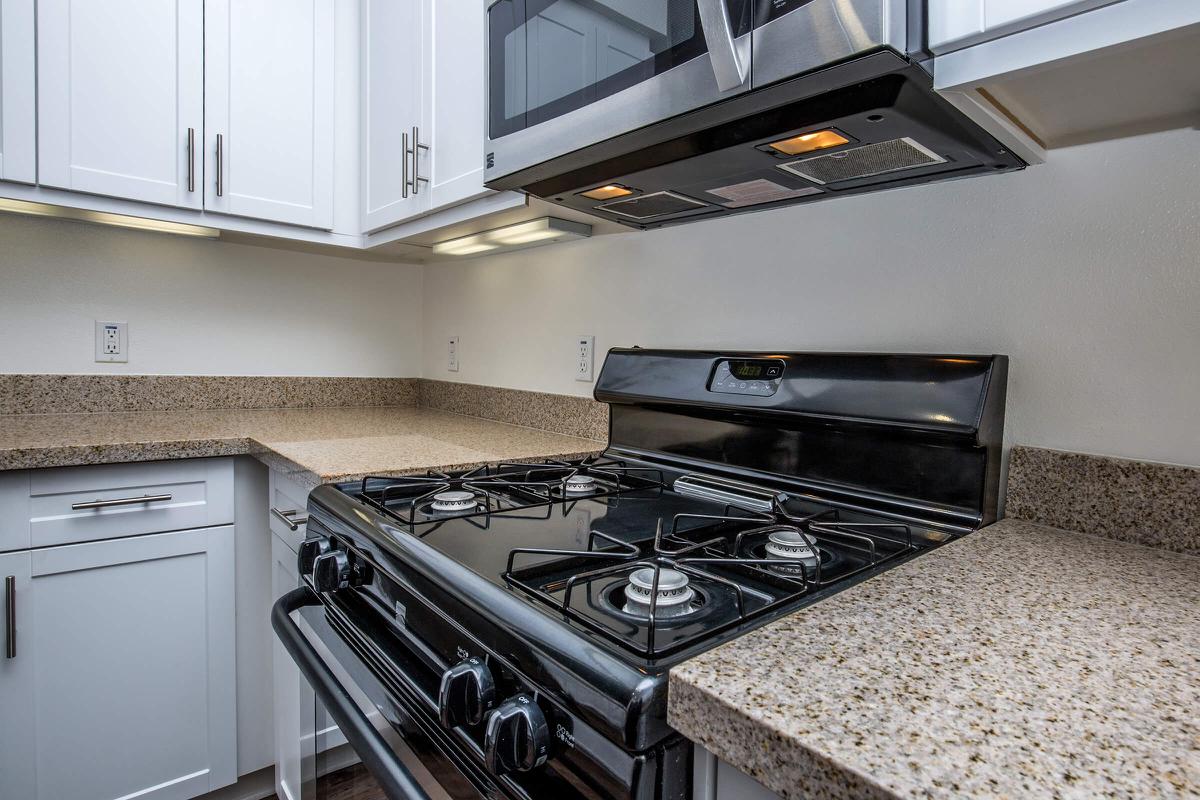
<box><xmin>272</xmin><ymin>529</ymin><xmax>310</xmax><ymax>800</ymax></box>
<box><xmin>0</xmin><ymin>525</ymin><xmax>237</xmax><ymax>800</ymax></box>
<box><xmin>694</xmin><ymin>745</ymin><xmax>782</xmax><ymax>800</ymax></box>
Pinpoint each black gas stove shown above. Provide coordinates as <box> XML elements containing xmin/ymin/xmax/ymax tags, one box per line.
<box><xmin>273</xmin><ymin>350</ymin><xmax>1008</xmax><ymax>800</ymax></box>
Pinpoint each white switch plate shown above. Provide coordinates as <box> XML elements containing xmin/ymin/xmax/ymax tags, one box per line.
<box><xmin>448</xmin><ymin>336</ymin><xmax>460</xmax><ymax>372</ymax></box>
<box><xmin>95</xmin><ymin>321</ymin><xmax>128</xmax><ymax>363</ymax></box>
<box><xmin>576</xmin><ymin>335</ymin><xmax>594</xmax><ymax>382</ymax></box>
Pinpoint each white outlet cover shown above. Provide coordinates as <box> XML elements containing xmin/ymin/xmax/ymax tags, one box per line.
<box><xmin>448</xmin><ymin>336</ymin><xmax>460</xmax><ymax>372</ymax></box>
<box><xmin>94</xmin><ymin>321</ymin><xmax>128</xmax><ymax>363</ymax></box>
<box><xmin>576</xmin><ymin>335</ymin><xmax>594</xmax><ymax>382</ymax></box>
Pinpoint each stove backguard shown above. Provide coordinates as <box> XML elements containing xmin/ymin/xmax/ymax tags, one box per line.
<box><xmin>594</xmin><ymin>350</ymin><xmax>1008</xmax><ymax>529</ymax></box>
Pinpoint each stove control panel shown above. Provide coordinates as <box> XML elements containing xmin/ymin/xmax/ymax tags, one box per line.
<box><xmin>709</xmin><ymin>359</ymin><xmax>784</xmax><ymax>397</ymax></box>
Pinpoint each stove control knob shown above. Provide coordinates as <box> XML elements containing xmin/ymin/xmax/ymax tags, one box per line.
<box><xmin>311</xmin><ymin>550</ymin><xmax>350</xmax><ymax>593</ymax></box>
<box><xmin>484</xmin><ymin>694</ymin><xmax>550</xmax><ymax>775</ymax></box>
<box><xmin>438</xmin><ymin>657</ymin><xmax>496</xmax><ymax>728</ymax></box>
<box><xmin>297</xmin><ymin>536</ymin><xmax>331</xmax><ymax>576</ymax></box>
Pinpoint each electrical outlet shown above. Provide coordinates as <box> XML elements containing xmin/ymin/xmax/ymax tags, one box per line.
<box><xmin>95</xmin><ymin>321</ymin><xmax>128</xmax><ymax>363</ymax></box>
<box><xmin>575</xmin><ymin>336</ymin><xmax>594</xmax><ymax>382</ymax></box>
<box><xmin>448</xmin><ymin>336</ymin><xmax>460</xmax><ymax>372</ymax></box>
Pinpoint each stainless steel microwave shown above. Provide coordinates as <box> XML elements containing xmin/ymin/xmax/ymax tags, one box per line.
<box><xmin>484</xmin><ymin>1</ymin><xmax>1024</xmax><ymax>229</ymax></box>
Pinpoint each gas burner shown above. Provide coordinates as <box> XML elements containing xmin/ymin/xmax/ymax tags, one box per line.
<box><xmin>623</xmin><ymin>567</ymin><xmax>697</xmax><ymax>619</ymax></box>
<box><xmin>564</xmin><ymin>475</ymin><xmax>599</xmax><ymax>495</ymax></box>
<box><xmin>764</xmin><ymin>527</ymin><xmax>819</xmax><ymax>566</ymax></box>
<box><xmin>429</xmin><ymin>490</ymin><xmax>480</xmax><ymax>513</ymax></box>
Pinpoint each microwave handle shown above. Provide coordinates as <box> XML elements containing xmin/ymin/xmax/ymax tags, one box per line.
<box><xmin>696</xmin><ymin>0</ymin><xmax>748</xmax><ymax>91</ymax></box>
<box><xmin>272</xmin><ymin>588</ymin><xmax>432</xmax><ymax>800</ymax></box>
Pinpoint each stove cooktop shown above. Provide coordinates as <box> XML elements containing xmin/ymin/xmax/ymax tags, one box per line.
<box><xmin>336</xmin><ymin>455</ymin><xmax>923</xmax><ymax>661</ymax></box>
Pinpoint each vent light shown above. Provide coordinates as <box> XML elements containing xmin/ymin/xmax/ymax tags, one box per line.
<box><xmin>765</xmin><ymin>129</ymin><xmax>850</xmax><ymax>156</ymax></box>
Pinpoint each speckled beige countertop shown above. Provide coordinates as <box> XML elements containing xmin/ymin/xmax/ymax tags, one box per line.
<box><xmin>0</xmin><ymin>406</ymin><xmax>603</xmax><ymax>486</ymax></box>
<box><xmin>669</xmin><ymin>519</ymin><xmax>1200</xmax><ymax>800</ymax></box>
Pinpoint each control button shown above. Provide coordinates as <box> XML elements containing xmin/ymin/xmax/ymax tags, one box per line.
<box><xmin>764</xmin><ymin>365</ymin><xmax>783</xmax><ymax>378</ymax></box>
<box><xmin>484</xmin><ymin>695</ymin><xmax>550</xmax><ymax>775</ymax></box>
<box><xmin>297</xmin><ymin>536</ymin><xmax>331</xmax><ymax>576</ymax></box>
<box><xmin>739</xmin><ymin>382</ymin><xmax>747</xmax><ymax>389</ymax></box>
<box><xmin>311</xmin><ymin>550</ymin><xmax>350</xmax><ymax>593</ymax></box>
<box><xmin>438</xmin><ymin>657</ymin><xmax>497</xmax><ymax>729</ymax></box>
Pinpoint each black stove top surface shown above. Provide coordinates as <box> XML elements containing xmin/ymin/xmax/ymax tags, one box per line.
<box><xmin>335</xmin><ymin>456</ymin><xmax>922</xmax><ymax>661</ymax></box>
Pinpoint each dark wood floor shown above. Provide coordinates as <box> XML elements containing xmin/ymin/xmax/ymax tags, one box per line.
<box><xmin>315</xmin><ymin>762</ymin><xmax>389</xmax><ymax>800</ymax></box>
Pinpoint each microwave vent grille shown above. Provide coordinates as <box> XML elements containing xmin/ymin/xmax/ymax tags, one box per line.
<box><xmin>778</xmin><ymin>137</ymin><xmax>947</xmax><ymax>185</ymax></box>
<box><xmin>597</xmin><ymin>190</ymin><xmax>709</xmax><ymax>220</ymax></box>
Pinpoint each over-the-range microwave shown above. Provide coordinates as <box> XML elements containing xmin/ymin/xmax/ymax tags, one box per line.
<box><xmin>483</xmin><ymin>0</ymin><xmax>1024</xmax><ymax>229</ymax></box>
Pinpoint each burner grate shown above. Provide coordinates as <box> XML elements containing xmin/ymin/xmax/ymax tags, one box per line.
<box><xmin>355</xmin><ymin>456</ymin><xmax>666</xmax><ymax>527</ymax></box>
<box><xmin>504</xmin><ymin>499</ymin><xmax>917</xmax><ymax>658</ymax></box>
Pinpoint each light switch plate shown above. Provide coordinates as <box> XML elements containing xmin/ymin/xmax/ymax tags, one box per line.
<box><xmin>95</xmin><ymin>321</ymin><xmax>128</xmax><ymax>363</ymax></box>
<box><xmin>448</xmin><ymin>336</ymin><xmax>460</xmax><ymax>372</ymax></box>
<box><xmin>576</xmin><ymin>336</ymin><xmax>594</xmax><ymax>382</ymax></box>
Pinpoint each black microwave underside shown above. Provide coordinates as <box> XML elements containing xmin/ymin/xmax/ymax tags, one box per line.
<box><xmin>488</xmin><ymin>50</ymin><xmax>1026</xmax><ymax>230</ymax></box>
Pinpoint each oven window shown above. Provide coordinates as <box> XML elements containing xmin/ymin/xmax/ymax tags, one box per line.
<box><xmin>489</xmin><ymin>0</ymin><xmax>750</xmax><ymax>139</ymax></box>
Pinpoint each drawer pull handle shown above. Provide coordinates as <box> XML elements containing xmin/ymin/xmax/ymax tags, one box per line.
<box><xmin>5</xmin><ymin>575</ymin><xmax>15</xmax><ymax>659</ymax></box>
<box><xmin>71</xmin><ymin>493</ymin><xmax>173</xmax><ymax>511</ymax></box>
<box><xmin>271</xmin><ymin>507</ymin><xmax>309</xmax><ymax>531</ymax></box>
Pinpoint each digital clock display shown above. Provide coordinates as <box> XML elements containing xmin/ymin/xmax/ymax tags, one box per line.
<box><xmin>729</xmin><ymin>363</ymin><xmax>765</xmax><ymax>379</ymax></box>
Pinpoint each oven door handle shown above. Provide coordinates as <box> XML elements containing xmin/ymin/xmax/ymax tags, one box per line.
<box><xmin>272</xmin><ymin>588</ymin><xmax>433</xmax><ymax>800</ymax></box>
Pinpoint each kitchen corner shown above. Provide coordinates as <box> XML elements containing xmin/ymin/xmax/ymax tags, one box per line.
<box><xmin>0</xmin><ymin>376</ymin><xmax>607</xmax><ymax>486</ymax></box>
<box><xmin>669</xmin><ymin>447</ymin><xmax>1200</xmax><ymax>800</ymax></box>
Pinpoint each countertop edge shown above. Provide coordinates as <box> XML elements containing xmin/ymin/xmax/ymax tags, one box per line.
<box><xmin>668</xmin><ymin>674</ymin><xmax>903</xmax><ymax>800</ymax></box>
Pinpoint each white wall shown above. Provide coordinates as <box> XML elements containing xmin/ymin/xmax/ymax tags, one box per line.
<box><xmin>0</xmin><ymin>213</ymin><xmax>422</xmax><ymax>376</ymax></box>
<box><xmin>422</xmin><ymin>128</ymin><xmax>1200</xmax><ymax>467</ymax></box>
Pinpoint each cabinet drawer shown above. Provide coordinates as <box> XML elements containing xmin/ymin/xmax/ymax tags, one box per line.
<box><xmin>23</xmin><ymin>458</ymin><xmax>234</xmax><ymax>549</ymax></box>
<box><xmin>269</xmin><ymin>470</ymin><xmax>313</xmax><ymax>553</ymax></box>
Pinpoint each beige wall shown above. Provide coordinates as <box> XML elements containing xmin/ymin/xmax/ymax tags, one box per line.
<box><xmin>0</xmin><ymin>213</ymin><xmax>423</xmax><ymax>377</ymax></box>
<box><xmin>421</xmin><ymin>127</ymin><xmax>1200</xmax><ymax>467</ymax></box>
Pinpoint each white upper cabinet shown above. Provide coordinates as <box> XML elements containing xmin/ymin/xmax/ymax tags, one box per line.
<box><xmin>361</xmin><ymin>0</ymin><xmax>431</xmax><ymax>232</ymax></box>
<box><xmin>362</xmin><ymin>0</ymin><xmax>494</xmax><ymax>233</ymax></box>
<box><xmin>36</xmin><ymin>0</ymin><xmax>204</xmax><ymax>207</ymax></box>
<box><xmin>929</xmin><ymin>0</ymin><xmax>1124</xmax><ymax>52</ymax></box>
<box><xmin>205</xmin><ymin>0</ymin><xmax>336</xmax><ymax>229</ymax></box>
<box><xmin>427</xmin><ymin>0</ymin><xmax>493</xmax><ymax>210</ymax></box>
<box><xmin>0</xmin><ymin>0</ymin><xmax>36</xmax><ymax>183</ymax></box>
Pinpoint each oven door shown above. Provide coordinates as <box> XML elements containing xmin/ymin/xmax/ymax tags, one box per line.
<box><xmin>485</xmin><ymin>0</ymin><xmax>753</xmax><ymax>185</ymax></box>
<box><xmin>273</xmin><ymin>587</ymin><xmax>497</xmax><ymax>800</ymax></box>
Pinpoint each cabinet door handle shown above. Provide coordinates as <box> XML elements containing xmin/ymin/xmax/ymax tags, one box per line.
<box><xmin>71</xmin><ymin>493</ymin><xmax>173</xmax><ymax>511</ymax></box>
<box><xmin>271</xmin><ymin>506</ymin><xmax>309</xmax><ymax>531</ymax></box>
<box><xmin>402</xmin><ymin>130</ymin><xmax>410</xmax><ymax>199</ymax></box>
<box><xmin>187</xmin><ymin>127</ymin><xmax>196</xmax><ymax>192</ymax></box>
<box><xmin>5</xmin><ymin>575</ymin><xmax>15</xmax><ymax>660</ymax></box>
<box><xmin>411</xmin><ymin>126</ymin><xmax>429</xmax><ymax>194</ymax></box>
<box><xmin>216</xmin><ymin>133</ymin><xmax>225</xmax><ymax>197</ymax></box>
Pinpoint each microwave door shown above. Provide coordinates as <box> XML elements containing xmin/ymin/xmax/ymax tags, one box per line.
<box><xmin>485</xmin><ymin>0</ymin><xmax>753</xmax><ymax>187</ymax></box>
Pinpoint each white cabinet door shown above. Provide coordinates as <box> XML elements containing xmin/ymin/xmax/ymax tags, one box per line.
<box><xmin>36</xmin><ymin>0</ymin><xmax>204</xmax><ymax>207</ymax></box>
<box><xmin>205</xmin><ymin>0</ymin><xmax>335</xmax><ymax>229</ymax></box>
<box><xmin>929</xmin><ymin>0</ymin><xmax>1123</xmax><ymax>51</ymax></box>
<box><xmin>0</xmin><ymin>0</ymin><xmax>36</xmax><ymax>183</ymax></box>
<box><xmin>0</xmin><ymin>528</ymin><xmax>237</xmax><ymax>800</ymax></box>
<box><xmin>427</xmin><ymin>0</ymin><xmax>492</xmax><ymax>211</ymax></box>
<box><xmin>360</xmin><ymin>0</ymin><xmax>431</xmax><ymax>232</ymax></box>
<box><xmin>0</xmin><ymin>551</ymin><xmax>35</xmax><ymax>799</ymax></box>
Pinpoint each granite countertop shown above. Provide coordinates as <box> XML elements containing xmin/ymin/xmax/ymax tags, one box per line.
<box><xmin>669</xmin><ymin>519</ymin><xmax>1200</xmax><ymax>800</ymax></box>
<box><xmin>0</xmin><ymin>406</ymin><xmax>604</xmax><ymax>485</ymax></box>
